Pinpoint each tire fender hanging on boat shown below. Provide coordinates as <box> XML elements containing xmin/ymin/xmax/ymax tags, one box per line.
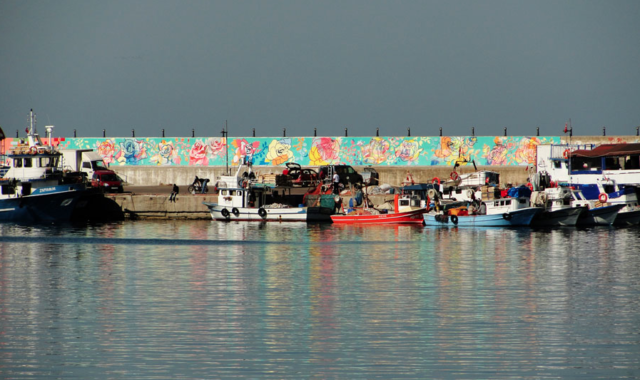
<box><xmin>451</xmin><ymin>215</ymin><xmax>458</xmax><ymax>225</ymax></box>
<box><xmin>502</xmin><ymin>213</ymin><xmax>512</xmax><ymax>220</ymax></box>
<box><xmin>221</xmin><ymin>208</ymin><xmax>230</xmax><ymax>218</ymax></box>
<box><xmin>258</xmin><ymin>207</ymin><xmax>267</xmax><ymax>218</ymax></box>
<box><xmin>231</xmin><ymin>207</ymin><xmax>240</xmax><ymax>216</ymax></box>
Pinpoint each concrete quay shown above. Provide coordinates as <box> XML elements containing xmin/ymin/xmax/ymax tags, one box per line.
<box><xmin>112</xmin><ymin>165</ymin><xmax>527</xmax><ymax>220</ymax></box>
<box><xmin>111</xmin><ymin>186</ymin><xmax>217</xmax><ymax>220</ymax></box>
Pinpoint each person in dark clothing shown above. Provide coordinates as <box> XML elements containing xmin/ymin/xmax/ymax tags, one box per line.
<box><xmin>169</xmin><ymin>184</ymin><xmax>179</xmax><ymax>202</ymax></box>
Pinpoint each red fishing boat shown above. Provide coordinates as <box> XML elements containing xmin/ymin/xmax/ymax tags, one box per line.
<box><xmin>330</xmin><ymin>208</ymin><xmax>426</xmax><ymax>224</ymax></box>
<box><xmin>330</xmin><ymin>193</ymin><xmax>427</xmax><ymax>225</ymax></box>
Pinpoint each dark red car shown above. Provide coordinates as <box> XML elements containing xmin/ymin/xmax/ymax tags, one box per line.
<box><xmin>285</xmin><ymin>162</ymin><xmax>319</xmax><ymax>187</ymax></box>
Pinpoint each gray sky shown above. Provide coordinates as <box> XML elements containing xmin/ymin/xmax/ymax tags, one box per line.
<box><xmin>2</xmin><ymin>0</ymin><xmax>639</xmax><ymax>138</ymax></box>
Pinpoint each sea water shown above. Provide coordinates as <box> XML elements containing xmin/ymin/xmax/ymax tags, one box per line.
<box><xmin>0</xmin><ymin>220</ymin><xmax>639</xmax><ymax>379</ymax></box>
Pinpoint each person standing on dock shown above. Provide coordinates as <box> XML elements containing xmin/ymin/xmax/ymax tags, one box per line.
<box><xmin>332</xmin><ymin>172</ymin><xmax>340</xmax><ymax>195</ymax></box>
<box><xmin>169</xmin><ymin>184</ymin><xmax>179</xmax><ymax>202</ymax></box>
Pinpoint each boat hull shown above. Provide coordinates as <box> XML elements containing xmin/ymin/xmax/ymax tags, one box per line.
<box><xmin>330</xmin><ymin>208</ymin><xmax>426</xmax><ymax>225</ymax></box>
<box><xmin>613</xmin><ymin>209</ymin><xmax>640</xmax><ymax>226</ymax></box>
<box><xmin>0</xmin><ymin>184</ymin><xmax>87</xmax><ymax>223</ymax></box>
<box><xmin>531</xmin><ymin>206</ymin><xmax>584</xmax><ymax>227</ymax></box>
<box><xmin>204</xmin><ymin>202</ymin><xmax>308</xmax><ymax>222</ymax></box>
<box><xmin>577</xmin><ymin>204</ymin><xmax>625</xmax><ymax>226</ymax></box>
<box><xmin>424</xmin><ymin>207</ymin><xmax>541</xmax><ymax>227</ymax></box>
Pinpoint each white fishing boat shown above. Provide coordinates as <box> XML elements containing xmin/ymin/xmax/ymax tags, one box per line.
<box><xmin>575</xmin><ymin>180</ymin><xmax>640</xmax><ymax>226</ymax></box>
<box><xmin>570</xmin><ymin>188</ymin><xmax>625</xmax><ymax>226</ymax></box>
<box><xmin>536</xmin><ymin>143</ymin><xmax>640</xmax><ymax>225</ymax></box>
<box><xmin>204</xmin><ymin>161</ymin><xmax>331</xmax><ymax>222</ymax></box>
<box><xmin>530</xmin><ymin>187</ymin><xmax>586</xmax><ymax>227</ymax></box>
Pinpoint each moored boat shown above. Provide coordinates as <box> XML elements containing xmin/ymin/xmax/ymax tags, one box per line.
<box><xmin>424</xmin><ymin>186</ymin><xmax>541</xmax><ymax>227</ymax></box>
<box><xmin>424</xmin><ymin>207</ymin><xmax>540</xmax><ymax>227</ymax></box>
<box><xmin>331</xmin><ymin>208</ymin><xmax>426</xmax><ymax>225</ymax></box>
<box><xmin>0</xmin><ymin>110</ymin><xmax>96</xmax><ymax>223</ymax></box>
<box><xmin>204</xmin><ymin>160</ymin><xmax>332</xmax><ymax>222</ymax></box>
<box><xmin>570</xmin><ymin>188</ymin><xmax>625</xmax><ymax>226</ymax></box>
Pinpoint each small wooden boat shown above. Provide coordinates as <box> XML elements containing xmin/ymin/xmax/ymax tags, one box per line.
<box><xmin>330</xmin><ymin>208</ymin><xmax>426</xmax><ymax>225</ymax></box>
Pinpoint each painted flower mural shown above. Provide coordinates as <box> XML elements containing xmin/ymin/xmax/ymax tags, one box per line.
<box><xmin>483</xmin><ymin>137</ymin><xmax>516</xmax><ymax>165</ymax></box>
<box><xmin>1</xmin><ymin>134</ymin><xmax>565</xmax><ymax>167</ymax></box>
<box><xmin>231</xmin><ymin>138</ymin><xmax>261</xmax><ymax>165</ymax></box>
<box><xmin>265</xmin><ymin>139</ymin><xmax>293</xmax><ymax>166</ymax></box>
<box><xmin>96</xmin><ymin>139</ymin><xmax>117</xmax><ymax>165</ymax></box>
<box><xmin>189</xmin><ymin>140</ymin><xmax>209</xmax><ymax>166</ymax></box>
<box><xmin>116</xmin><ymin>139</ymin><xmax>146</xmax><ymax>165</ymax></box>
<box><xmin>207</xmin><ymin>138</ymin><xmax>226</xmax><ymax>158</ymax></box>
<box><xmin>514</xmin><ymin>137</ymin><xmax>541</xmax><ymax>165</ymax></box>
<box><xmin>151</xmin><ymin>140</ymin><xmax>178</xmax><ymax>165</ymax></box>
<box><xmin>395</xmin><ymin>139</ymin><xmax>422</xmax><ymax>164</ymax></box>
<box><xmin>309</xmin><ymin>137</ymin><xmax>340</xmax><ymax>165</ymax></box>
<box><xmin>362</xmin><ymin>138</ymin><xmax>391</xmax><ymax>165</ymax></box>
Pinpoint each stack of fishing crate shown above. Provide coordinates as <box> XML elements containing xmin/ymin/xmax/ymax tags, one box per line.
<box><xmin>258</xmin><ymin>173</ymin><xmax>291</xmax><ymax>187</ymax></box>
<box><xmin>480</xmin><ymin>185</ymin><xmax>499</xmax><ymax>201</ymax></box>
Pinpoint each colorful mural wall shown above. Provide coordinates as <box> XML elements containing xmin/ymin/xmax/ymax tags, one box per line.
<box><xmin>2</xmin><ymin>135</ymin><xmax>561</xmax><ymax>167</ymax></box>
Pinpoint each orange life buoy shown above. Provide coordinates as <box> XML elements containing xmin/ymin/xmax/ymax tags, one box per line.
<box><xmin>485</xmin><ymin>177</ymin><xmax>490</xmax><ymax>184</ymax></box>
<box><xmin>29</xmin><ymin>146</ymin><xmax>37</xmax><ymax>155</ymax></box>
<box><xmin>598</xmin><ymin>193</ymin><xmax>608</xmax><ymax>203</ymax></box>
<box><xmin>526</xmin><ymin>182</ymin><xmax>533</xmax><ymax>191</ymax></box>
<box><xmin>563</xmin><ymin>149</ymin><xmax>570</xmax><ymax>159</ymax></box>
<box><xmin>432</xmin><ymin>177</ymin><xmax>441</xmax><ymax>186</ymax></box>
<box><xmin>450</xmin><ymin>172</ymin><xmax>459</xmax><ymax>181</ymax></box>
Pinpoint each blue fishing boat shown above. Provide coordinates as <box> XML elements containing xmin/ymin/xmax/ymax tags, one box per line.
<box><xmin>0</xmin><ymin>110</ymin><xmax>93</xmax><ymax>222</ymax></box>
<box><xmin>424</xmin><ymin>207</ymin><xmax>541</xmax><ymax>227</ymax></box>
<box><xmin>424</xmin><ymin>185</ymin><xmax>541</xmax><ymax>227</ymax></box>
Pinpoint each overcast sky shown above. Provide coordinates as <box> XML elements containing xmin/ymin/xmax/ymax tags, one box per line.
<box><xmin>1</xmin><ymin>0</ymin><xmax>639</xmax><ymax>139</ymax></box>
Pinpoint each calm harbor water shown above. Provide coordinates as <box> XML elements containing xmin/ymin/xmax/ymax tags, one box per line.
<box><xmin>0</xmin><ymin>220</ymin><xmax>639</xmax><ymax>379</ymax></box>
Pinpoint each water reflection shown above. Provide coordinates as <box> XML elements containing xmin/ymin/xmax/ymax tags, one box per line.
<box><xmin>0</xmin><ymin>221</ymin><xmax>638</xmax><ymax>378</ymax></box>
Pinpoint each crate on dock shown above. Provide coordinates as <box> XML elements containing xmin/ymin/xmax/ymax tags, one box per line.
<box><xmin>260</xmin><ymin>174</ymin><xmax>278</xmax><ymax>184</ymax></box>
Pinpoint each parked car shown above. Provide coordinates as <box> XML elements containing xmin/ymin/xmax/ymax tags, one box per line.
<box><xmin>285</xmin><ymin>162</ymin><xmax>319</xmax><ymax>187</ymax></box>
<box><xmin>361</xmin><ymin>166</ymin><xmax>379</xmax><ymax>186</ymax></box>
<box><xmin>91</xmin><ymin>169</ymin><xmax>124</xmax><ymax>193</ymax></box>
<box><xmin>318</xmin><ymin>164</ymin><xmax>363</xmax><ymax>186</ymax></box>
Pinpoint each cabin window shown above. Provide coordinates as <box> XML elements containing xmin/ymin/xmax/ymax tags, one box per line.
<box><xmin>221</xmin><ymin>190</ymin><xmax>228</xmax><ymax>196</ymax></box>
<box><xmin>24</xmin><ymin>158</ymin><xmax>33</xmax><ymax>168</ymax></box>
<box><xmin>605</xmin><ymin>157</ymin><xmax>621</xmax><ymax>170</ymax></box>
<box><xmin>519</xmin><ymin>198</ymin><xmax>526</xmax><ymax>204</ymax></box>
<box><xmin>14</xmin><ymin>158</ymin><xmax>22</xmax><ymax>168</ymax></box>
<box><xmin>624</xmin><ymin>156</ymin><xmax>639</xmax><ymax>169</ymax></box>
<box><xmin>39</xmin><ymin>157</ymin><xmax>52</xmax><ymax>167</ymax></box>
<box><xmin>572</xmin><ymin>158</ymin><xmax>601</xmax><ymax>171</ymax></box>
<box><xmin>553</xmin><ymin>161</ymin><xmax>562</xmax><ymax>169</ymax></box>
<box><xmin>505</xmin><ymin>200</ymin><xmax>511</xmax><ymax>205</ymax></box>
<box><xmin>400</xmin><ymin>200</ymin><xmax>409</xmax><ymax>206</ymax></box>
<box><xmin>82</xmin><ymin>162</ymin><xmax>92</xmax><ymax>169</ymax></box>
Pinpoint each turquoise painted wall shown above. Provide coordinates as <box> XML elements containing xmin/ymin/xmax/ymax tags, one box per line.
<box><xmin>4</xmin><ymin>135</ymin><xmax>560</xmax><ymax>167</ymax></box>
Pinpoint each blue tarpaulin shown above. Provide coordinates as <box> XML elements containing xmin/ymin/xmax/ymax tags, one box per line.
<box><xmin>507</xmin><ymin>185</ymin><xmax>532</xmax><ymax>198</ymax></box>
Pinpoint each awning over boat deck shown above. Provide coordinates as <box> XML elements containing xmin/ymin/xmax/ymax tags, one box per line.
<box><xmin>571</xmin><ymin>143</ymin><xmax>640</xmax><ymax>158</ymax></box>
